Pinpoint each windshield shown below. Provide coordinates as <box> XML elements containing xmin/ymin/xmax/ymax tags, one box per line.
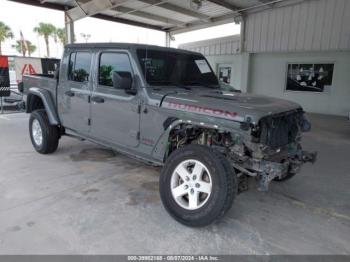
<box><xmin>137</xmin><ymin>49</ymin><xmax>219</xmax><ymax>88</ymax></box>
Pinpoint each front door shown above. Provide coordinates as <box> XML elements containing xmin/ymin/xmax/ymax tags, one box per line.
<box><xmin>58</xmin><ymin>51</ymin><xmax>92</xmax><ymax>135</ymax></box>
<box><xmin>90</xmin><ymin>51</ymin><xmax>140</xmax><ymax>148</ymax></box>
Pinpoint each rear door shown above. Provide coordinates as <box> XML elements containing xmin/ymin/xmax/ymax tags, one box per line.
<box><xmin>57</xmin><ymin>51</ymin><xmax>92</xmax><ymax>135</ymax></box>
<box><xmin>90</xmin><ymin>51</ymin><xmax>140</xmax><ymax>147</ymax></box>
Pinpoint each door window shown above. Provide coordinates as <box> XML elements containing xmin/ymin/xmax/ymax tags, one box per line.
<box><xmin>68</xmin><ymin>52</ymin><xmax>91</xmax><ymax>82</ymax></box>
<box><xmin>98</xmin><ymin>53</ymin><xmax>132</xmax><ymax>88</ymax></box>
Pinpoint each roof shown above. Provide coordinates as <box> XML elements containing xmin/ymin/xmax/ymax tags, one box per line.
<box><xmin>8</xmin><ymin>0</ymin><xmax>301</xmax><ymax>34</ymax></box>
<box><xmin>65</xmin><ymin>42</ymin><xmax>202</xmax><ymax>54</ymax></box>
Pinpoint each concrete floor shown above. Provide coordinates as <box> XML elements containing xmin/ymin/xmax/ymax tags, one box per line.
<box><xmin>0</xmin><ymin>113</ymin><xmax>349</xmax><ymax>255</ymax></box>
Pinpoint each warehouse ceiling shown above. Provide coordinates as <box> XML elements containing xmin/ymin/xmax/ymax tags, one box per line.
<box><xmin>9</xmin><ymin>0</ymin><xmax>304</xmax><ymax>34</ymax></box>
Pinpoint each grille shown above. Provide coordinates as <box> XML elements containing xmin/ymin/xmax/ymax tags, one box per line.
<box><xmin>258</xmin><ymin>111</ymin><xmax>302</xmax><ymax>149</ymax></box>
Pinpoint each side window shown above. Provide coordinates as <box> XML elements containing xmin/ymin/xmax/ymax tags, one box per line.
<box><xmin>99</xmin><ymin>53</ymin><xmax>132</xmax><ymax>88</ymax></box>
<box><xmin>68</xmin><ymin>52</ymin><xmax>91</xmax><ymax>82</ymax></box>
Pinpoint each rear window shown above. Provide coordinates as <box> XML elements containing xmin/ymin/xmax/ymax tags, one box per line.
<box><xmin>68</xmin><ymin>52</ymin><xmax>91</xmax><ymax>82</ymax></box>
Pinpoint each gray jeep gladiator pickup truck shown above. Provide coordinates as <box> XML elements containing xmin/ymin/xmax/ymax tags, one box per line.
<box><xmin>22</xmin><ymin>43</ymin><xmax>316</xmax><ymax>227</ymax></box>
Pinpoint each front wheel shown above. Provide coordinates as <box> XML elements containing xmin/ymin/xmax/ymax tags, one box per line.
<box><xmin>29</xmin><ymin>109</ymin><xmax>59</xmax><ymax>154</ymax></box>
<box><xmin>159</xmin><ymin>145</ymin><xmax>237</xmax><ymax>227</ymax></box>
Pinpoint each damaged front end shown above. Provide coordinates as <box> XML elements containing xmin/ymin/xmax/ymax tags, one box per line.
<box><xmin>165</xmin><ymin>108</ymin><xmax>316</xmax><ymax>192</ymax></box>
<box><xmin>229</xmin><ymin>109</ymin><xmax>317</xmax><ymax>191</ymax></box>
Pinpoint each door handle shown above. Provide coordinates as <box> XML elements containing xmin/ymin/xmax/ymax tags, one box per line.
<box><xmin>91</xmin><ymin>96</ymin><xmax>105</xmax><ymax>103</ymax></box>
<box><xmin>64</xmin><ymin>90</ymin><xmax>75</xmax><ymax>97</ymax></box>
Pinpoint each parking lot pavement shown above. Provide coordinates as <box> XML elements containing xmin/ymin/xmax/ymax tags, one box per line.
<box><xmin>0</xmin><ymin>113</ymin><xmax>349</xmax><ymax>254</ymax></box>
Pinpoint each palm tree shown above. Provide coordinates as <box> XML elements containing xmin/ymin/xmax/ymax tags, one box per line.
<box><xmin>27</xmin><ymin>41</ymin><xmax>37</xmax><ymax>56</ymax></box>
<box><xmin>0</xmin><ymin>21</ymin><xmax>14</xmax><ymax>55</ymax></box>
<box><xmin>55</xmin><ymin>28</ymin><xmax>66</xmax><ymax>45</ymax></box>
<box><xmin>33</xmin><ymin>23</ymin><xmax>56</xmax><ymax>57</ymax></box>
<box><xmin>12</xmin><ymin>40</ymin><xmax>36</xmax><ymax>57</ymax></box>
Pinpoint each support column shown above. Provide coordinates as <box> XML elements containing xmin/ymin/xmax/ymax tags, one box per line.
<box><xmin>238</xmin><ymin>15</ymin><xmax>245</xmax><ymax>53</ymax></box>
<box><xmin>65</xmin><ymin>12</ymin><xmax>75</xmax><ymax>44</ymax></box>
<box><xmin>240</xmin><ymin>52</ymin><xmax>251</xmax><ymax>93</ymax></box>
<box><xmin>237</xmin><ymin>15</ymin><xmax>251</xmax><ymax>93</ymax></box>
<box><xmin>165</xmin><ymin>32</ymin><xmax>171</xmax><ymax>47</ymax></box>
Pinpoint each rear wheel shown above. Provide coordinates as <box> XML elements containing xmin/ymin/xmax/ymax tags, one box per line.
<box><xmin>159</xmin><ymin>145</ymin><xmax>237</xmax><ymax>227</ymax></box>
<box><xmin>29</xmin><ymin>109</ymin><xmax>59</xmax><ymax>154</ymax></box>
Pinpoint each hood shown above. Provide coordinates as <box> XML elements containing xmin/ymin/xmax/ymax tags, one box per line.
<box><xmin>149</xmin><ymin>87</ymin><xmax>302</xmax><ymax>124</ymax></box>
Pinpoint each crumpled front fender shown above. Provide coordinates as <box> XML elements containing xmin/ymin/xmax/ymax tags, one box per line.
<box><xmin>151</xmin><ymin>118</ymin><xmax>238</xmax><ymax>163</ymax></box>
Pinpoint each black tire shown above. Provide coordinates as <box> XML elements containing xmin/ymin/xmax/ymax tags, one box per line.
<box><xmin>29</xmin><ymin>109</ymin><xmax>59</xmax><ymax>154</ymax></box>
<box><xmin>159</xmin><ymin>145</ymin><xmax>237</xmax><ymax>227</ymax></box>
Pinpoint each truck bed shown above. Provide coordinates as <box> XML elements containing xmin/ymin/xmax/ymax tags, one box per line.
<box><xmin>22</xmin><ymin>74</ymin><xmax>58</xmax><ymax>103</ymax></box>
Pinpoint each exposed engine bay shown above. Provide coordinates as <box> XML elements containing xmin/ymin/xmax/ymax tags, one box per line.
<box><xmin>167</xmin><ymin>110</ymin><xmax>317</xmax><ymax>192</ymax></box>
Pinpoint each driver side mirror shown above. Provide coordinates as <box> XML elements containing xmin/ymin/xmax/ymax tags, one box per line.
<box><xmin>112</xmin><ymin>71</ymin><xmax>136</xmax><ymax>94</ymax></box>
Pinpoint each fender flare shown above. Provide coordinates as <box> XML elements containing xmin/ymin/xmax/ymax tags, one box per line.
<box><xmin>27</xmin><ymin>87</ymin><xmax>60</xmax><ymax>125</ymax></box>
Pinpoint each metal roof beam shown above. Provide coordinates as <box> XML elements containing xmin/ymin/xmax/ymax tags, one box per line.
<box><xmin>207</xmin><ymin>0</ymin><xmax>240</xmax><ymax>11</ymax></box>
<box><xmin>169</xmin><ymin>13</ymin><xmax>238</xmax><ymax>35</ymax></box>
<box><xmin>255</xmin><ymin>0</ymin><xmax>275</xmax><ymax>7</ymax></box>
<box><xmin>92</xmin><ymin>13</ymin><xmax>165</xmax><ymax>30</ymax></box>
<box><xmin>7</xmin><ymin>0</ymin><xmax>165</xmax><ymax>31</ymax></box>
<box><xmin>138</xmin><ymin>0</ymin><xmax>210</xmax><ymax>21</ymax></box>
<box><xmin>170</xmin><ymin>0</ymin><xmax>306</xmax><ymax>35</ymax></box>
<box><xmin>66</xmin><ymin>0</ymin><xmax>128</xmax><ymax>21</ymax></box>
<box><xmin>9</xmin><ymin>0</ymin><xmax>67</xmax><ymax>11</ymax></box>
<box><xmin>114</xmin><ymin>6</ymin><xmax>185</xmax><ymax>27</ymax></box>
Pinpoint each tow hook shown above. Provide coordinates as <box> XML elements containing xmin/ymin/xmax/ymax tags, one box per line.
<box><xmin>251</xmin><ymin>160</ymin><xmax>288</xmax><ymax>192</ymax></box>
<box><xmin>256</xmin><ymin>172</ymin><xmax>277</xmax><ymax>192</ymax></box>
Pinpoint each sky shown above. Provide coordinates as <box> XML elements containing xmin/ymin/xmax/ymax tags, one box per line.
<box><xmin>0</xmin><ymin>0</ymin><xmax>240</xmax><ymax>58</ymax></box>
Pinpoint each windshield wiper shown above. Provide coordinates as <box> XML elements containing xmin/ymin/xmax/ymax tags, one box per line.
<box><xmin>148</xmin><ymin>81</ymin><xmax>192</xmax><ymax>90</ymax></box>
<box><xmin>148</xmin><ymin>80</ymin><xmax>174</xmax><ymax>85</ymax></box>
<box><xmin>183</xmin><ymin>81</ymin><xmax>203</xmax><ymax>86</ymax></box>
<box><xmin>183</xmin><ymin>81</ymin><xmax>219</xmax><ymax>89</ymax></box>
<box><xmin>177</xmin><ymin>85</ymin><xmax>192</xmax><ymax>90</ymax></box>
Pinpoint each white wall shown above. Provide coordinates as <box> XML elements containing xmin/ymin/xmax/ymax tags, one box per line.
<box><xmin>205</xmin><ymin>54</ymin><xmax>242</xmax><ymax>91</ymax></box>
<box><xmin>249</xmin><ymin>52</ymin><xmax>350</xmax><ymax>116</ymax></box>
<box><xmin>245</xmin><ymin>0</ymin><xmax>350</xmax><ymax>53</ymax></box>
<box><xmin>179</xmin><ymin>35</ymin><xmax>241</xmax><ymax>56</ymax></box>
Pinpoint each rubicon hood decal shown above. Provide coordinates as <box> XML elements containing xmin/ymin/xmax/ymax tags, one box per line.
<box><xmin>150</xmin><ymin>87</ymin><xmax>302</xmax><ymax>124</ymax></box>
<box><xmin>164</xmin><ymin>101</ymin><xmax>245</xmax><ymax>122</ymax></box>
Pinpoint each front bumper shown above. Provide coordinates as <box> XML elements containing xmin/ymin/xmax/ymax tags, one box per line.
<box><xmin>240</xmin><ymin>150</ymin><xmax>317</xmax><ymax>191</ymax></box>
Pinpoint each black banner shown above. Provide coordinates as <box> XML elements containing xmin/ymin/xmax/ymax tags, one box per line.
<box><xmin>41</xmin><ymin>58</ymin><xmax>60</xmax><ymax>75</ymax></box>
<box><xmin>0</xmin><ymin>55</ymin><xmax>10</xmax><ymax>97</ymax></box>
<box><xmin>286</xmin><ymin>63</ymin><xmax>334</xmax><ymax>92</ymax></box>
